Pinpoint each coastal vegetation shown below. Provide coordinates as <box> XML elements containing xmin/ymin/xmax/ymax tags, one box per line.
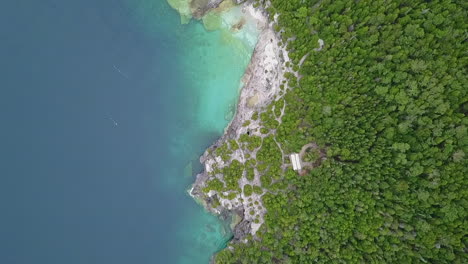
<box><xmin>212</xmin><ymin>0</ymin><xmax>467</xmax><ymax>263</ymax></box>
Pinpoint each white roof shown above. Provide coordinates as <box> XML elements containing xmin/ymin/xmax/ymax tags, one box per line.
<box><xmin>290</xmin><ymin>153</ymin><xmax>301</xmax><ymax>171</ymax></box>
<box><xmin>295</xmin><ymin>153</ymin><xmax>302</xmax><ymax>170</ymax></box>
<box><xmin>290</xmin><ymin>154</ymin><xmax>298</xmax><ymax>170</ymax></box>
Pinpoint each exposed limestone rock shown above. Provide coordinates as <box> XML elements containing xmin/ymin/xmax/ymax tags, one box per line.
<box><xmin>191</xmin><ymin>0</ymin><xmax>224</xmax><ymax>18</ymax></box>
<box><xmin>172</xmin><ymin>0</ymin><xmax>292</xmax><ymax>248</ymax></box>
<box><xmin>191</xmin><ymin>7</ymin><xmax>289</xmax><ymax>238</ymax></box>
<box><xmin>233</xmin><ymin>219</ymin><xmax>251</xmax><ymax>241</ymax></box>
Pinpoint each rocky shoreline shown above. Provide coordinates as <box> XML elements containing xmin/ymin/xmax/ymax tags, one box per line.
<box><xmin>191</xmin><ymin>25</ymin><xmax>287</xmax><ymax>231</ymax></box>
<box><xmin>188</xmin><ymin>0</ymin><xmax>290</xmax><ymax>244</ymax></box>
<box><xmin>170</xmin><ymin>0</ymin><xmax>291</xmax><ymax>258</ymax></box>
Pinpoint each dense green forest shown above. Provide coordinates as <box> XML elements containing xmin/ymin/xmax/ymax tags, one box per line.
<box><xmin>215</xmin><ymin>0</ymin><xmax>467</xmax><ymax>263</ymax></box>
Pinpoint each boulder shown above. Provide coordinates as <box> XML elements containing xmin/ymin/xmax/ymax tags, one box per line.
<box><xmin>233</xmin><ymin>219</ymin><xmax>251</xmax><ymax>240</ymax></box>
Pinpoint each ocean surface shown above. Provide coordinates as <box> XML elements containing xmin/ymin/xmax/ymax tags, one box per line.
<box><xmin>0</xmin><ymin>0</ymin><xmax>257</xmax><ymax>263</ymax></box>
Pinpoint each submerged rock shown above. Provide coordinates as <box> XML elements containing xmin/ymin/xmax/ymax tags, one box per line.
<box><xmin>191</xmin><ymin>0</ymin><xmax>214</xmax><ymax>18</ymax></box>
<box><xmin>231</xmin><ymin>17</ymin><xmax>246</xmax><ymax>31</ymax></box>
<box><xmin>167</xmin><ymin>0</ymin><xmax>193</xmax><ymax>24</ymax></box>
<box><xmin>168</xmin><ymin>0</ymin><xmax>254</xmax><ymax>25</ymax></box>
<box><xmin>191</xmin><ymin>0</ymin><xmax>226</xmax><ymax>19</ymax></box>
<box><xmin>167</xmin><ymin>0</ymin><xmax>225</xmax><ymax>23</ymax></box>
<box><xmin>202</xmin><ymin>11</ymin><xmax>222</xmax><ymax>31</ymax></box>
<box><xmin>184</xmin><ymin>161</ymin><xmax>193</xmax><ymax>178</ymax></box>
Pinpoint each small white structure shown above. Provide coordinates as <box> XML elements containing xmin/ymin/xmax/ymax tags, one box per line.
<box><xmin>290</xmin><ymin>153</ymin><xmax>302</xmax><ymax>171</ymax></box>
<box><xmin>290</xmin><ymin>154</ymin><xmax>297</xmax><ymax>171</ymax></box>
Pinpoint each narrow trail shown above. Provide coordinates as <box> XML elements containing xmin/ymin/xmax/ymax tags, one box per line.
<box><xmin>298</xmin><ymin>52</ymin><xmax>310</xmax><ymax>67</ymax></box>
<box><xmin>273</xmin><ymin>137</ymin><xmax>285</xmax><ymax>164</ymax></box>
<box><xmin>299</xmin><ymin>143</ymin><xmax>318</xmax><ymax>157</ymax></box>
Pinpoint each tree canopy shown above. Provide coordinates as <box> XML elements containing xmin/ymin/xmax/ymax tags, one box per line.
<box><xmin>215</xmin><ymin>0</ymin><xmax>467</xmax><ymax>263</ymax></box>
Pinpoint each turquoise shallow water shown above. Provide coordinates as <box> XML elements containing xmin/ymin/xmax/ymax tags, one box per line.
<box><xmin>129</xmin><ymin>1</ymin><xmax>259</xmax><ymax>263</ymax></box>
<box><xmin>0</xmin><ymin>0</ymin><xmax>258</xmax><ymax>263</ymax></box>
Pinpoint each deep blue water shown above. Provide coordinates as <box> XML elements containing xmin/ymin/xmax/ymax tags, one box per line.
<box><xmin>0</xmin><ymin>0</ymin><xmax>234</xmax><ymax>263</ymax></box>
